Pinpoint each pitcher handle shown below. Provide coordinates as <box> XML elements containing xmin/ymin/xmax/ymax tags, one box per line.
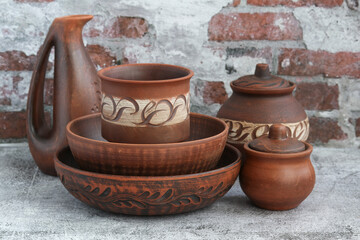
<box><xmin>27</xmin><ymin>29</ymin><xmax>54</xmax><ymax>139</ymax></box>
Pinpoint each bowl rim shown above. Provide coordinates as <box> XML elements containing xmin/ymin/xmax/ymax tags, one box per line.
<box><xmin>66</xmin><ymin>112</ymin><xmax>229</xmax><ymax>148</ymax></box>
<box><xmin>55</xmin><ymin>144</ymin><xmax>241</xmax><ymax>181</ymax></box>
<box><xmin>97</xmin><ymin>63</ymin><xmax>194</xmax><ymax>84</ymax></box>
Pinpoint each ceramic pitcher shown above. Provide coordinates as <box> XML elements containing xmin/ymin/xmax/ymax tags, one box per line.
<box><xmin>26</xmin><ymin>15</ymin><xmax>101</xmax><ymax>176</ymax></box>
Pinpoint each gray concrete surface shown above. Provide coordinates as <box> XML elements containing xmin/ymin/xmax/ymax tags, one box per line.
<box><xmin>0</xmin><ymin>144</ymin><xmax>359</xmax><ymax>240</ymax></box>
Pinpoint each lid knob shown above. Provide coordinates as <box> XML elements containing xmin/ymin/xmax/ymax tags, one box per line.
<box><xmin>248</xmin><ymin>123</ymin><xmax>306</xmax><ymax>153</ymax></box>
<box><xmin>269</xmin><ymin>124</ymin><xmax>288</xmax><ymax>140</ymax></box>
<box><xmin>231</xmin><ymin>63</ymin><xmax>292</xmax><ymax>91</ymax></box>
<box><xmin>254</xmin><ymin>63</ymin><xmax>271</xmax><ymax>79</ymax></box>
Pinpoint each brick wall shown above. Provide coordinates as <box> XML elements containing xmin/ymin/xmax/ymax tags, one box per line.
<box><xmin>0</xmin><ymin>0</ymin><xmax>359</xmax><ymax>147</ymax></box>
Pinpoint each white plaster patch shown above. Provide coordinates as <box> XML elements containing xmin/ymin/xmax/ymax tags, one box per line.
<box><xmin>0</xmin><ymin>71</ymin><xmax>32</xmax><ymax>111</ymax></box>
<box><xmin>281</xmin><ymin>58</ymin><xmax>291</xmax><ymax>68</ymax></box>
<box><xmin>348</xmin><ymin>81</ymin><xmax>360</xmax><ymax>111</ymax></box>
<box><xmin>274</xmin><ymin>17</ymin><xmax>285</xmax><ymax>31</ymax></box>
<box><xmin>294</xmin><ymin>6</ymin><xmax>360</xmax><ymax>52</ymax></box>
<box><xmin>231</xmin><ymin>56</ymin><xmax>268</xmax><ymax>76</ymax></box>
<box><xmin>0</xmin><ymin>73</ymin><xmax>12</xmax><ymax>100</ymax></box>
<box><xmin>0</xmin><ymin>0</ymin><xmax>63</xmax><ymax>55</ymax></box>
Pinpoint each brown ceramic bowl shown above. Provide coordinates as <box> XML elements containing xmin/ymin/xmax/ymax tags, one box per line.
<box><xmin>98</xmin><ymin>63</ymin><xmax>194</xmax><ymax>144</ymax></box>
<box><xmin>55</xmin><ymin>144</ymin><xmax>241</xmax><ymax>215</ymax></box>
<box><xmin>66</xmin><ymin>112</ymin><xmax>228</xmax><ymax>176</ymax></box>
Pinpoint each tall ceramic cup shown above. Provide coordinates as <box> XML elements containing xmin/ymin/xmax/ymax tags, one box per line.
<box><xmin>98</xmin><ymin>63</ymin><xmax>193</xmax><ymax>144</ymax></box>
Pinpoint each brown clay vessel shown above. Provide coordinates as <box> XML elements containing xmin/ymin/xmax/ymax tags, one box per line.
<box><xmin>55</xmin><ymin>144</ymin><xmax>241</xmax><ymax>215</ymax></box>
<box><xmin>98</xmin><ymin>63</ymin><xmax>193</xmax><ymax>144</ymax></box>
<box><xmin>240</xmin><ymin>124</ymin><xmax>315</xmax><ymax>210</ymax></box>
<box><xmin>66</xmin><ymin>112</ymin><xmax>228</xmax><ymax>176</ymax></box>
<box><xmin>217</xmin><ymin>63</ymin><xmax>309</xmax><ymax>152</ymax></box>
<box><xmin>26</xmin><ymin>15</ymin><xmax>101</xmax><ymax>176</ymax></box>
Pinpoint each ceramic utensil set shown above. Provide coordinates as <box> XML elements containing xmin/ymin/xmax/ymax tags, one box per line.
<box><xmin>26</xmin><ymin>15</ymin><xmax>315</xmax><ymax>215</ymax></box>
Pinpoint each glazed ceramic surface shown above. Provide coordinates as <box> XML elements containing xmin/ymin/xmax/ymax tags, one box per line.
<box><xmin>55</xmin><ymin>144</ymin><xmax>241</xmax><ymax>215</ymax></box>
<box><xmin>98</xmin><ymin>64</ymin><xmax>194</xmax><ymax>144</ymax></box>
<box><xmin>217</xmin><ymin>63</ymin><xmax>308</xmax><ymax>152</ymax></box>
<box><xmin>240</xmin><ymin>125</ymin><xmax>315</xmax><ymax>210</ymax></box>
<box><xmin>26</xmin><ymin>15</ymin><xmax>101</xmax><ymax>176</ymax></box>
<box><xmin>66</xmin><ymin>113</ymin><xmax>228</xmax><ymax>176</ymax></box>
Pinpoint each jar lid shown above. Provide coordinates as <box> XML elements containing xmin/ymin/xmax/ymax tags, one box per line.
<box><xmin>232</xmin><ymin>63</ymin><xmax>291</xmax><ymax>90</ymax></box>
<box><xmin>248</xmin><ymin>124</ymin><xmax>306</xmax><ymax>153</ymax></box>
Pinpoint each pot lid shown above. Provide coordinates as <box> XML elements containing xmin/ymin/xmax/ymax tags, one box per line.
<box><xmin>248</xmin><ymin>124</ymin><xmax>305</xmax><ymax>153</ymax></box>
<box><xmin>232</xmin><ymin>63</ymin><xmax>291</xmax><ymax>90</ymax></box>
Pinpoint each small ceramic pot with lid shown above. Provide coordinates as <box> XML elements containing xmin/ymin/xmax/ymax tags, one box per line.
<box><xmin>217</xmin><ymin>63</ymin><xmax>309</xmax><ymax>152</ymax></box>
<box><xmin>240</xmin><ymin>124</ymin><xmax>315</xmax><ymax>211</ymax></box>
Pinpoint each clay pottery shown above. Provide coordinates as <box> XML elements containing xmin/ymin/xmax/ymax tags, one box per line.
<box><xmin>98</xmin><ymin>63</ymin><xmax>193</xmax><ymax>144</ymax></box>
<box><xmin>217</xmin><ymin>63</ymin><xmax>309</xmax><ymax>152</ymax></box>
<box><xmin>66</xmin><ymin>112</ymin><xmax>228</xmax><ymax>176</ymax></box>
<box><xmin>26</xmin><ymin>15</ymin><xmax>101</xmax><ymax>176</ymax></box>
<box><xmin>240</xmin><ymin>124</ymin><xmax>315</xmax><ymax>210</ymax></box>
<box><xmin>55</xmin><ymin>144</ymin><xmax>241</xmax><ymax>215</ymax></box>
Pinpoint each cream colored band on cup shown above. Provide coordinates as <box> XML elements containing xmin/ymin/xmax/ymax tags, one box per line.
<box><xmin>101</xmin><ymin>93</ymin><xmax>190</xmax><ymax>127</ymax></box>
<box><xmin>220</xmin><ymin>117</ymin><xmax>309</xmax><ymax>144</ymax></box>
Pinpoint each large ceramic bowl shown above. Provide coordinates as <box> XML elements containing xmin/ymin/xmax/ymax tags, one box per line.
<box><xmin>66</xmin><ymin>113</ymin><xmax>228</xmax><ymax>175</ymax></box>
<box><xmin>55</xmin><ymin>144</ymin><xmax>241</xmax><ymax>215</ymax></box>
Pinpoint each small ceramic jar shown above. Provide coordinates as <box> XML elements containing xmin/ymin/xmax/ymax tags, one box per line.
<box><xmin>240</xmin><ymin>124</ymin><xmax>315</xmax><ymax>210</ymax></box>
<box><xmin>98</xmin><ymin>63</ymin><xmax>193</xmax><ymax>144</ymax></box>
<box><xmin>217</xmin><ymin>63</ymin><xmax>309</xmax><ymax>152</ymax></box>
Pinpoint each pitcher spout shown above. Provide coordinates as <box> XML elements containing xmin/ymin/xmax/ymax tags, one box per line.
<box><xmin>55</xmin><ymin>15</ymin><xmax>93</xmax><ymax>25</ymax></box>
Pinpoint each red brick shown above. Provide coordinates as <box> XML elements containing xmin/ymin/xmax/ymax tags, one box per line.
<box><xmin>12</xmin><ymin>76</ymin><xmax>23</xmax><ymax>92</ymax></box>
<box><xmin>0</xmin><ymin>51</ymin><xmax>36</xmax><ymax>71</ymax></box>
<box><xmin>44</xmin><ymin>78</ymin><xmax>54</xmax><ymax>105</ymax></box>
<box><xmin>203</xmin><ymin>81</ymin><xmax>228</xmax><ymax>104</ymax></box>
<box><xmin>356</xmin><ymin>118</ymin><xmax>360</xmax><ymax>137</ymax></box>
<box><xmin>0</xmin><ymin>111</ymin><xmax>52</xmax><ymax>139</ymax></box>
<box><xmin>86</xmin><ymin>16</ymin><xmax>148</xmax><ymax>39</ymax></box>
<box><xmin>85</xmin><ymin>28</ymin><xmax>101</xmax><ymax>38</ymax></box>
<box><xmin>12</xmin><ymin>76</ymin><xmax>27</xmax><ymax>100</ymax></box>
<box><xmin>232</xmin><ymin>0</ymin><xmax>241</xmax><ymax>7</ymax></box>
<box><xmin>107</xmin><ymin>17</ymin><xmax>148</xmax><ymax>38</ymax></box>
<box><xmin>9</xmin><ymin>75</ymin><xmax>53</xmax><ymax>105</ymax></box>
<box><xmin>295</xmin><ymin>83</ymin><xmax>339</xmax><ymax>110</ymax></box>
<box><xmin>86</xmin><ymin>45</ymin><xmax>116</xmax><ymax>68</ymax></box>
<box><xmin>0</xmin><ymin>81</ymin><xmax>11</xmax><ymax>104</ymax></box>
<box><xmin>0</xmin><ymin>76</ymin><xmax>21</xmax><ymax>104</ymax></box>
<box><xmin>208</xmin><ymin>13</ymin><xmax>302</xmax><ymax>41</ymax></box>
<box><xmin>247</xmin><ymin>0</ymin><xmax>343</xmax><ymax>8</ymax></box>
<box><xmin>0</xmin><ymin>98</ymin><xmax>11</xmax><ymax>106</ymax></box>
<box><xmin>43</xmin><ymin>111</ymin><xmax>52</xmax><ymax>129</ymax></box>
<box><xmin>308</xmin><ymin>117</ymin><xmax>347</xmax><ymax>144</ymax></box>
<box><xmin>14</xmin><ymin>0</ymin><xmax>54</xmax><ymax>2</ymax></box>
<box><xmin>226</xmin><ymin>47</ymin><xmax>272</xmax><ymax>58</ymax></box>
<box><xmin>278</xmin><ymin>48</ymin><xmax>360</xmax><ymax>78</ymax></box>
<box><xmin>0</xmin><ymin>112</ymin><xmax>26</xmax><ymax>138</ymax></box>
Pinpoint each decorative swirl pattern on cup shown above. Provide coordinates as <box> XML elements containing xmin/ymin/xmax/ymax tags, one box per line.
<box><xmin>101</xmin><ymin>96</ymin><xmax>140</xmax><ymax>121</ymax></box>
<box><xmin>220</xmin><ymin>118</ymin><xmax>309</xmax><ymax>144</ymax></box>
<box><xmin>101</xmin><ymin>93</ymin><xmax>190</xmax><ymax>127</ymax></box>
